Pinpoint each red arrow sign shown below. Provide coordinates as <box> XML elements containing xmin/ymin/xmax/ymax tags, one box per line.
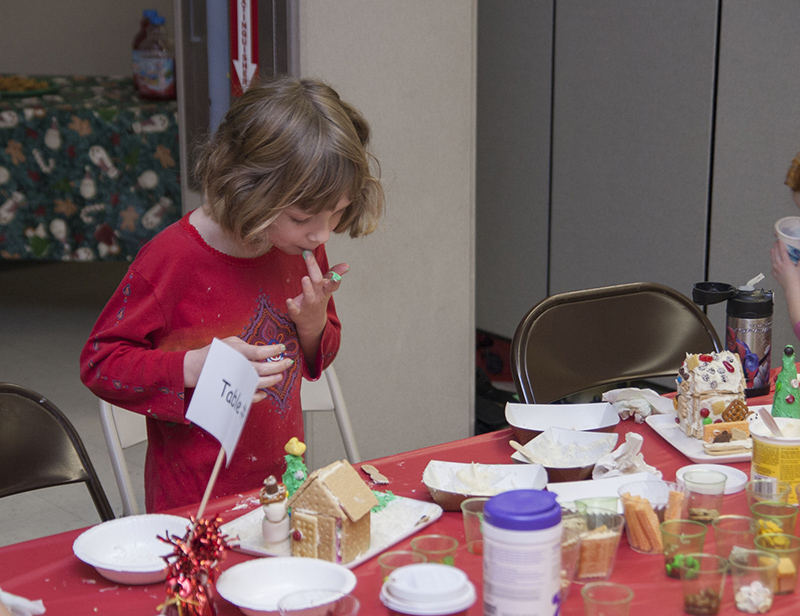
<box><xmin>230</xmin><ymin>0</ymin><xmax>258</xmax><ymax>97</ymax></box>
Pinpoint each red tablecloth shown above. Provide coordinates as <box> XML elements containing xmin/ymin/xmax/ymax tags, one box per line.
<box><xmin>0</xmin><ymin>389</ymin><xmax>796</xmax><ymax>615</ymax></box>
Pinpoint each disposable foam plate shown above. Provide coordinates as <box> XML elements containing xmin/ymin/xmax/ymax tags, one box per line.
<box><xmin>676</xmin><ymin>464</ymin><xmax>748</xmax><ymax>495</ymax></box>
<box><xmin>72</xmin><ymin>514</ymin><xmax>191</xmax><ymax>585</ymax></box>
<box><xmin>380</xmin><ymin>563</ymin><xmax>476</xmax><ymax>614</ymax></box>
<box><xmin>645</xmin><ymin>412</ymin><xmax>755</xmax><ymax>464</ymax></box>
<box><xmin>222</xmin><ymin>495</ymin><xmax>442</xmax><ymax>567</ymax></box>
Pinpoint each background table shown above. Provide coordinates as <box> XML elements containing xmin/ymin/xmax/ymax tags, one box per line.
<box><xmin>0</xmin><ymin>394</ymin><xmax>793</xmax><ymax>615</ymax></box>
<box><xmin>0</xmin><ymin>75</ymin><xmax>181</xmax><ymax>262</ymax></box>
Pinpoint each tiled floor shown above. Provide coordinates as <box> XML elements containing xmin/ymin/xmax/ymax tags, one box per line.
<box><xmin>0</xmin><ymin>288</ymin><xmax>146</xmax><ymax>548</ymax></box>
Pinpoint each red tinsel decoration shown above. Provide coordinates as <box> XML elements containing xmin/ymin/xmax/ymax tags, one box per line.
<box><xmin>158</xmin><ymin>516</ymin><xmax>229</xmax><ymax>616</ymax></box>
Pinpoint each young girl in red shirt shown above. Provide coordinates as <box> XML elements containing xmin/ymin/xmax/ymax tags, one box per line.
<box><xmin>81</xmin><ymin>76</ymin><xmax>384</xmax><ymax>512</ymax></box>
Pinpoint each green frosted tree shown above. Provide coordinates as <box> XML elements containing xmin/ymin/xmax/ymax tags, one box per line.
<box><xmin>772</xmin><ymin>346</ymin><xmax>800</xmax><ymax>419</ymax></box>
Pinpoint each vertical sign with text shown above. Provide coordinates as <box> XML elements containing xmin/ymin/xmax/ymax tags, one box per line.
<box><xmin>230</xmin><ymin>0</ymin><xmax>258</xmax><ymax>97</ymax></box>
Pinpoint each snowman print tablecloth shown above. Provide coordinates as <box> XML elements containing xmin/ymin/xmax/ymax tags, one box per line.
<box><xmin>0</xmin><ymin>75</ymin><xmax>181</xmax><ymax>261</ymax></box>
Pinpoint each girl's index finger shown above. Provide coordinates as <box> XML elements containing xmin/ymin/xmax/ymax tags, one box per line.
<box><xmin>302</xmin><ymin>250</ymin><xmax>324</xmax><ymax>284</ymax></box>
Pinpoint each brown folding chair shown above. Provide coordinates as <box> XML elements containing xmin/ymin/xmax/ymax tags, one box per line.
<box><xmin>510</xmin><ymin>282</ymin><xmax>722</xmax><ymax>404</ymax></box>
<box><xmin>0</xmin><ymin>383</ymin><xmax>114</xmax><ymax>521</ymax></box>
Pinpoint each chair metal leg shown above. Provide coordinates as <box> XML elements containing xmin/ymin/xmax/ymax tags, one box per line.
<box><xmin>324</xmin><ymin>367</ymin><xmax>361</xmax><ymax>463</ymax></box>
<box><xmin>99</xmin><ymin>400</ymin><xmax>140</xmax><ymax>516</ymax></box>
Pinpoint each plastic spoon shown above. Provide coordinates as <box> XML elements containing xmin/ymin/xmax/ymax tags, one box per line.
<box><xmin>740</xmin><ymin>273</ymin><xmax>765</xmax><ymax>290</ymax></box>
<box><xmin>760</xmin><ymin>408</ymin><xmax>785</xmax><ymax>438</ymax></box>
<box><xmin>509</xmin><ymin>440</ymin><xmax>545</xmax><ymax>464</ymax></box>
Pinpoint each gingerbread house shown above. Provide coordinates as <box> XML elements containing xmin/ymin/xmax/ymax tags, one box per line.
<box><xmin>675</xmin><ymin>351</ymin><xmax>753</xmax><ymax>455</ymax></box>
<box><xmin>287</xmin><ymin>459</ymin><xmax>379</xmax><ymax>564</ymax></box>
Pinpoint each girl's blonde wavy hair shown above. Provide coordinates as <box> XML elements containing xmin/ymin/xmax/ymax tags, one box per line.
<box><xmin>194</xmin><ymin>76</ymin><xmax>384</xmax><ymax>248</ymax></box>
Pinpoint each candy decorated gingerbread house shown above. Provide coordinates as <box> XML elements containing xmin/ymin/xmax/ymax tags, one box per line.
<box><xmin>286</xmin><ymin>459</ymin><xmax>379</xmax><ymax>564</ymax></box>
<box><xmin>675</xmin><ymin>351</ymin><xmax>752</xmax><ymax>454</ymax></box>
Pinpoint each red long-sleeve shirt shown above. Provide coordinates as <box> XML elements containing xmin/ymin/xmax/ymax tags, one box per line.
<box><xmin>80</xmin><ymin>212</ymin><xmax>340</xmax><ymax>512</ymax></box>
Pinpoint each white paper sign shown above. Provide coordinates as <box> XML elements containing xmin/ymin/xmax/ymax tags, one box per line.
<box><xmin>186</xmin><ymin>338</ymin><xmax>259</xmax><ymax>466</ymax></box>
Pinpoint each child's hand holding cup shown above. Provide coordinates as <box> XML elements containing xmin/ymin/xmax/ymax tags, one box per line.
<box><xmin>775</xmin><ymin>216</ymin><xmax>800</xmax><ymax>264</ymax></box>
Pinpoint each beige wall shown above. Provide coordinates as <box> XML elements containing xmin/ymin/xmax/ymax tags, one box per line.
<box><xmin>1</xmin><ymin>1</ymin><xmax>175</xmax><ymax>76</ymax></box>
<box><xmin>298</xmin><ymin>1</ymin><xmax>477</xmax><ymax>466</ymax></box>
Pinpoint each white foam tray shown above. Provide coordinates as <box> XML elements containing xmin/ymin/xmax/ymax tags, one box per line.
<box><xmin>645</xmin><ymin>412</ymin><xmax>756</xmax><ymax>464</ymax></box>
<box><xmin>222</xmin><ymin>495</ymin><xmax>442</xmax><ymax>569</ymax></box>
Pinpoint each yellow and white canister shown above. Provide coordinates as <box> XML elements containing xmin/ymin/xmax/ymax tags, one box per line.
<box><xmin>750</xmin><ymin>417</ymin><xmax>800</xmax><ymax>504</ymax></box>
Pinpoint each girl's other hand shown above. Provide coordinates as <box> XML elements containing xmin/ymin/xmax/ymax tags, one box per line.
<box><xmin>184</xmin><ymin>336</ymin><xmax>293</xmax><ymax>403</ymax></box>
<box><xmin>286</xmin><ymin>251</ymin><xmax>348</xmax><ymax>368</ymax></box>
<box><xmin>772</xmin><ymin>238</ymin><xmax>800</xmax><ymax>330</ymax></box>
<box><xmin>772</xmin><ymin>239</ymin><xmax>800</xmax><ymax>293</ymax></box>
<box><xmin>286</xmin><ymin>251</ymin><xmax>349</xmax><ymax>338</ymax></box>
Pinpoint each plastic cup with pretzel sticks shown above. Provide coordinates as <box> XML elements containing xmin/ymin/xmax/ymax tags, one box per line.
<box><xmin>618</xmin><ymin>480</ymin><xmax>686</xmax><ymax>554</ymax></box>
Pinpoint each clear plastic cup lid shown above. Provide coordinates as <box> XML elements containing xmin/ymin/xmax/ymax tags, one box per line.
<box><xmin>379</xmin><ymin>563</ymin><xmax>476</xmax><ymax>615</ymax></box>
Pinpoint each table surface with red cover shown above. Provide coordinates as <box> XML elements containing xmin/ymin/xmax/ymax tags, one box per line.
<box><xmin>0</xmin><ymin>385</ymin><xmax>793</xmax><ymax>616</ymax></box>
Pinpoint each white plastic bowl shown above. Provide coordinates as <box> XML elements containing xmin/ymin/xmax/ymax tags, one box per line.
<box><xmin>72</xmin><ymin>514</ymin><xmax>190</xmax><ymax>585</ymax></box>
<box><xmin>216</xmin><ymin>557</ymin><xmax>357</xmax><ymax>616</ymax></box>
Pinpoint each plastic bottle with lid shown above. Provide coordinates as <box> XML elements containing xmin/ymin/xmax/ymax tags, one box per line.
<box><xmin>726</xmin><ymin>285</ymin><xmax>773</xmax><ymax>398</ymax></box>
<box><xmin>483</xmin><ymin>489</ymin><xmax>562</xmax><ymax>615</ymax></box>
<box><xmin>692</xmin><ymin>276</ymin><xmax>773</xmax><ymax>397</ymax></box>
<box><xmin>134</xmin><ymin>14</ymin><xmax>176</xmax><ymax>100</ymax></box>
<box><xmin>132</xmin><ymin>9</ymin><xmax>159</xmax><ymax>88</ymax></box>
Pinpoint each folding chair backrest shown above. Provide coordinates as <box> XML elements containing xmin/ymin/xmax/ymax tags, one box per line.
<box><xmin>0</xmin><ymin>383</ymin><xmax>114</xmax><ymax>521</ymax></box>
<box><xmin>511</xmin><ymin>282</ymin><xmax>722</xmax><ymax>404</ymax></box>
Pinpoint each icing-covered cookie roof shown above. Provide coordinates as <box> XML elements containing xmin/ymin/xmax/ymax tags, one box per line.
<box><xmin>680</xmin><ymin>352</ymin><xmax>744</xmax><ymax>395</ymax></box>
